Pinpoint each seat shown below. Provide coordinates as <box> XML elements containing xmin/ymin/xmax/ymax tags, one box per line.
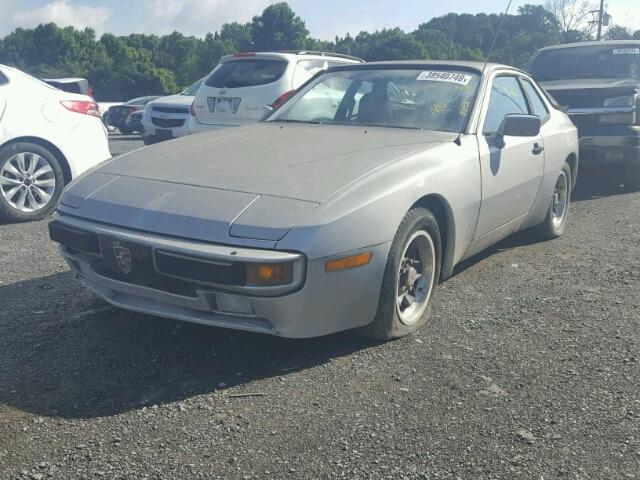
<box><xmin>358</xmin><ymin>82</ymin><xmax>393</xmax><ymax>125</ymax></box>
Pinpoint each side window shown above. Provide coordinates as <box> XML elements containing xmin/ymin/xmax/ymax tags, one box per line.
<box><xmin>521</xmin><ymin>79</ymin><xmax>549</xmax><ymax>121</ymax></box>
<box><xmin>483</xmin><ymin>76</ymin><xmax>530</xmax><ymax>135</ymax></box>
<box><xmin>283</xmin><ymin>76</ymin><xmax>352</xmax><ymax>121</ymax></box>
<box><xmin>292</xmin><ymin>60</ymin><xmax>328</xmax><ymax>89</ymax></box>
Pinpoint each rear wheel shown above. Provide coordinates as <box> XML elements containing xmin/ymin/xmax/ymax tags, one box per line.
<box><xmin>0</xmin><ymin>142</ymin><xmax>65</xmax><ymax>222</ymax></box>
<box><xmin>531</xmin><ymin>162</ymin><xmax>571</xmax><ymax>240</ymax></box>
<box><xmin>357</xmin><ymin>208</ymin><xmax>441</xmax><ymax>341</ymax></box>
<box><xmin>119</xmin><ymin>127</ymin><xmax>133</xmax><ymax>135</ymax></box>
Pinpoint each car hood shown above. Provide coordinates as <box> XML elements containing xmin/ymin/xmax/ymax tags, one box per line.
<box><xmin>149</xmin><ymin>94</ymin><xmax>194</xmax><ymax>107</ymax></box>
<box><xmin>60</xmin><ymin>123</ymin><xmax>450</xmax><ymax>244</ymax></box>
<box><xmin>99</xmin><ymin>123</ymin><xmax>449</xmax><ymax>202</ymax></box>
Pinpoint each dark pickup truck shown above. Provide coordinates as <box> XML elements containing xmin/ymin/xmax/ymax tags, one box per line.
<box><xmin>526</xmin><ymin>41</ymin><xmax>640</xmax><ymax>187</ymax></box>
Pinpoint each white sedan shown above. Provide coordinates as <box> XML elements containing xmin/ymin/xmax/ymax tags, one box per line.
<box><xmin>0</xmin><ymin>64</ymin><xmax>111</xmax><ymax>222</ymax></box>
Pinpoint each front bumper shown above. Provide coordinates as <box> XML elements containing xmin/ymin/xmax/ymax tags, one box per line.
<box><xmin>576</xmin><ymin>125</ymin><xmax>640</xmax><ymax>166</ymax></box>
<box><xmin>142</xmin><ymin>116</ymin><xmax>190</xmax><ymax>140</ymax></box>
<box><xmin>51</xmin><ymin>214</ymin><xmax>389</xmax><ymax>338</ymax></box>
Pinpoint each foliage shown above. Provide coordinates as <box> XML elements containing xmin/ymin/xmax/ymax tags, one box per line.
<box><xmin>0</xmin><ymin>2</ymin><xmax>628</xmax><ymax>100</ymax></box>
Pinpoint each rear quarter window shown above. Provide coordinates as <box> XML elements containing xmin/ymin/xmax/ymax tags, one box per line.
<box><xmin>0</xmin><ymin>71</ymin><xmax>8</xmax><ymax>86</ymax></box>
<box><xmin>205</xmin><ymin>59</ymin><xmax>288</xmax><ymax>88</ymax></box>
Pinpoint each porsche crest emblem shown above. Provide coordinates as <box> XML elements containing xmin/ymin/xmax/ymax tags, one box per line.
<box><xmin>113</xmin><ymin>245</ymin><xmax>133</xmax><ymax>274</ymax></box>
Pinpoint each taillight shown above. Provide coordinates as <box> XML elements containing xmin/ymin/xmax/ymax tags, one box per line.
<box><xmin>190</xmin><ymin>99</ymin><xmax>196</xmax><ymax>116</ymax></box>
<box><xmin>272</xmin><ymin>90</ymin><xmax>295</xmax><ymax>110</ymax></box>
<box><xmin>60</xmin><ymin>100</ymin><xmax>101</xmax><ymax>117</ymax></box>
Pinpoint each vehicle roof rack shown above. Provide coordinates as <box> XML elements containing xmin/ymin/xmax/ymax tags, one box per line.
<box><xmin>274</xmin><ymin>50</ymin><xmax>364</xmax><ymax>62</ymax></box>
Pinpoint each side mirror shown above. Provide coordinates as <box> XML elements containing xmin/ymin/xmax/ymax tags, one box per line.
<box><xmin>496</xmin><ymin>114</ymin><xmax>541</xmax><ymax>148</ymax></box>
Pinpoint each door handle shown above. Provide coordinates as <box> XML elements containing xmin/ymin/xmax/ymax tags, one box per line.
<box><xmin>532</xmin><ymin>143</ymin><xmax>544</xmax><ymax>155</ymax></box>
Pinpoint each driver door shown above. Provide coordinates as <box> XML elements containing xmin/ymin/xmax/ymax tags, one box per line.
<box><xmin>474</xmin><ymin>74</ymin><xmax>545</xmax><ymax>239</ymax></box>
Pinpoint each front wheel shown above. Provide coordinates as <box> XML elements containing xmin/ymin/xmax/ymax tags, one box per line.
<box><xmin>0</xmin><ymin>142</ymin><xmax>65</xmax><ymax>222</ymax></box>
<box><xmin>531</xmin><ymin>162</ymin><xmax>571</xmax><ymax>240</ymax></box>
<box><xmin>357</xmin><ymin>208</ymin><xmax>441</xmax><ymax>341</ymax></box>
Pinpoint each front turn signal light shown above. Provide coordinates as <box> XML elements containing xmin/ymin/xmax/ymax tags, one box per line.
<box><xmin>325</xmin><ymin>252</ymin><xmax>372</xmax><ymax>273</ymax></box>
<box><xmin>246</xmin><ymin>263</ymin><xmax>293</xmax><ymax>287</ymax></box>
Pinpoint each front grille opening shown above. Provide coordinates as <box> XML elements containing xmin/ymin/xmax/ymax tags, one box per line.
<box><xmin>152</xmin><ymin>118</ymin><xmax>185</xmax><ymax>128</ymax></box>
<box><xmin>93</xmin><ymin>264</ymin><xmax>207</xmax><ymax>298</ymax></box>
<box><xmin>152</xmin><ymin>106</ymin><xmax>189</xmax><ymax>114</ymax></box>
<box><xmin>155</xmin><ymin>250</ymin><xmax>246</xmax><ymax>286</ymax></box>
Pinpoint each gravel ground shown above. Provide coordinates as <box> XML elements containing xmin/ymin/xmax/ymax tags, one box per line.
<box><xmin>0</xmin><ymin>138</ymin><xmax>639</xmax><ymax>479</ymax></box>
<box><xmin>107</xmin><ymin>132</ymin><xmax>144</xmax><ymax>156</ymax></box>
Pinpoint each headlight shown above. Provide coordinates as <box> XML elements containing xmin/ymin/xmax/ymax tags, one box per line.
<box><xmin>603</xmin><ymin>95</ymin><xmax>636</xmax><ymax>108</ymax></box>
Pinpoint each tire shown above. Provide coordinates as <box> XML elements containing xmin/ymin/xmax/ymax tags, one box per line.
<box><xmin>357</xmin><ymin>207</ymin><xmax>442</xmax><ymax>341</ymax></box>
<box><xmin>531</xmin><ymin>162</ymin><xmax>571</xmax><ymax>240</ymax></box>
<box><xmin>143</xmin><ymin>136</ymin><xmax>157</xmax><ymax>146</ymax></box>
<box><xmin>119</xmin><ymin>127</ymin><xmax>133</xmax><ymax>135</ymax></box>
<box><xmin>0</xmin><ymin>142</ymin><xmax>65</xmax><ymax>222</ymax></box>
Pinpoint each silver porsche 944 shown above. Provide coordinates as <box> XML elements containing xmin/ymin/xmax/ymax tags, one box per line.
<box><xmin>49</xmin><ymin>61</ymin><xmax>578</xmax><ymax>340</ymax></box>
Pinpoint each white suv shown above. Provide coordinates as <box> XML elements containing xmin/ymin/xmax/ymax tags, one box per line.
<box><xmin>189</xmin><ymin>51</ymin><xmax>363</xmax><ymax>134</ymax></box>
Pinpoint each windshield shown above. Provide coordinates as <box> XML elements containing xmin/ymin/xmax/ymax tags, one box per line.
<box><xmin>528</xmin><ymin>45</ymin><xmax>640</xmax><ymax>81</ymax></box>
<box><xmin>182</xmin><ymin>77</ymin><xmax>205</xmax><ymax>96</ymax></box>
<box><xmin>269</xmin><ymin>68</ymin><xmax>480</xmax><ymax>132</ymax></box>
<box><xmin>205</xmin><ymin>59</ymin><xmax>287</xmax><ymax>88</ymax></box>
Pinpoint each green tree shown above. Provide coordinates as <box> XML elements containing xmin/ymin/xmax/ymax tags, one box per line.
<box><xmin>605</xmin><ymin>25</ymin><xmax>634</xmax><ymax>40</ymax></box>
<box><xmin>251</xmin><ymin>2</ymin><xmax>309</xmax><ymax>51</ymax></box>
<box><xmin>219</xmin><ymin>22</ymin><xmax>253</xmax><ymax>51</ymax></box>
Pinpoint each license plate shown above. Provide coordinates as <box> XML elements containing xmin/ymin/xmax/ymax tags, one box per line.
<box><xmin>207</xmin><ymin>97</ymin><xmax>240</xmax><ymax>114</ymax></box>
<box><xmin>156</xmin><ymin>129</ymin><xmax>173</xmax><ymax>139</ymax></box>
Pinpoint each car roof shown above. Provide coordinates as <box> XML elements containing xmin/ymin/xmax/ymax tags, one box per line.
<box><xmin>220</xmin><ymin>51</ymin><xmax>363</xmax><ymax>63</ymax></box>
<box><xmin>539</xmin><ymin>40</ymin><xmax>640</xmax><ymax>51</ymax></box>
<box><xmin>326</xmin><ymin>60</ymin><xmax>525</xmax><ymax>75</ymax></box>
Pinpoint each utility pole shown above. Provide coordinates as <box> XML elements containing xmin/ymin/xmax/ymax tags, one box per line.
<box><xmin>596</xmin><ymin>0</ymin><xmax>605</xmax><ymax>41</ymax></box>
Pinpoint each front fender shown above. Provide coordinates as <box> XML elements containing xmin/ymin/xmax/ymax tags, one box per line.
<box><xmin>276</xmin><ymin>139</ymin><xmax>482</xmax><ymax>270</ymax></box>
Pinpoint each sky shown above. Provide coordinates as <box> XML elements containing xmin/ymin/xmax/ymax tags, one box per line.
<box><xmin>0</xmin><ymin>0</ymin><xmax>638</xmax><ymax>39</ymax></box>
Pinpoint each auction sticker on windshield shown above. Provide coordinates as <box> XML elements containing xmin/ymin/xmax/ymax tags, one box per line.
<box><xmin>613</xmin><ymin>48</ymin><xmax>640</xmax><ymax>55</ymax></box>
<box><xmin>416</xmin><ymin>71</ymin><xmax>473</xmax><ymax>85</ymax></box>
